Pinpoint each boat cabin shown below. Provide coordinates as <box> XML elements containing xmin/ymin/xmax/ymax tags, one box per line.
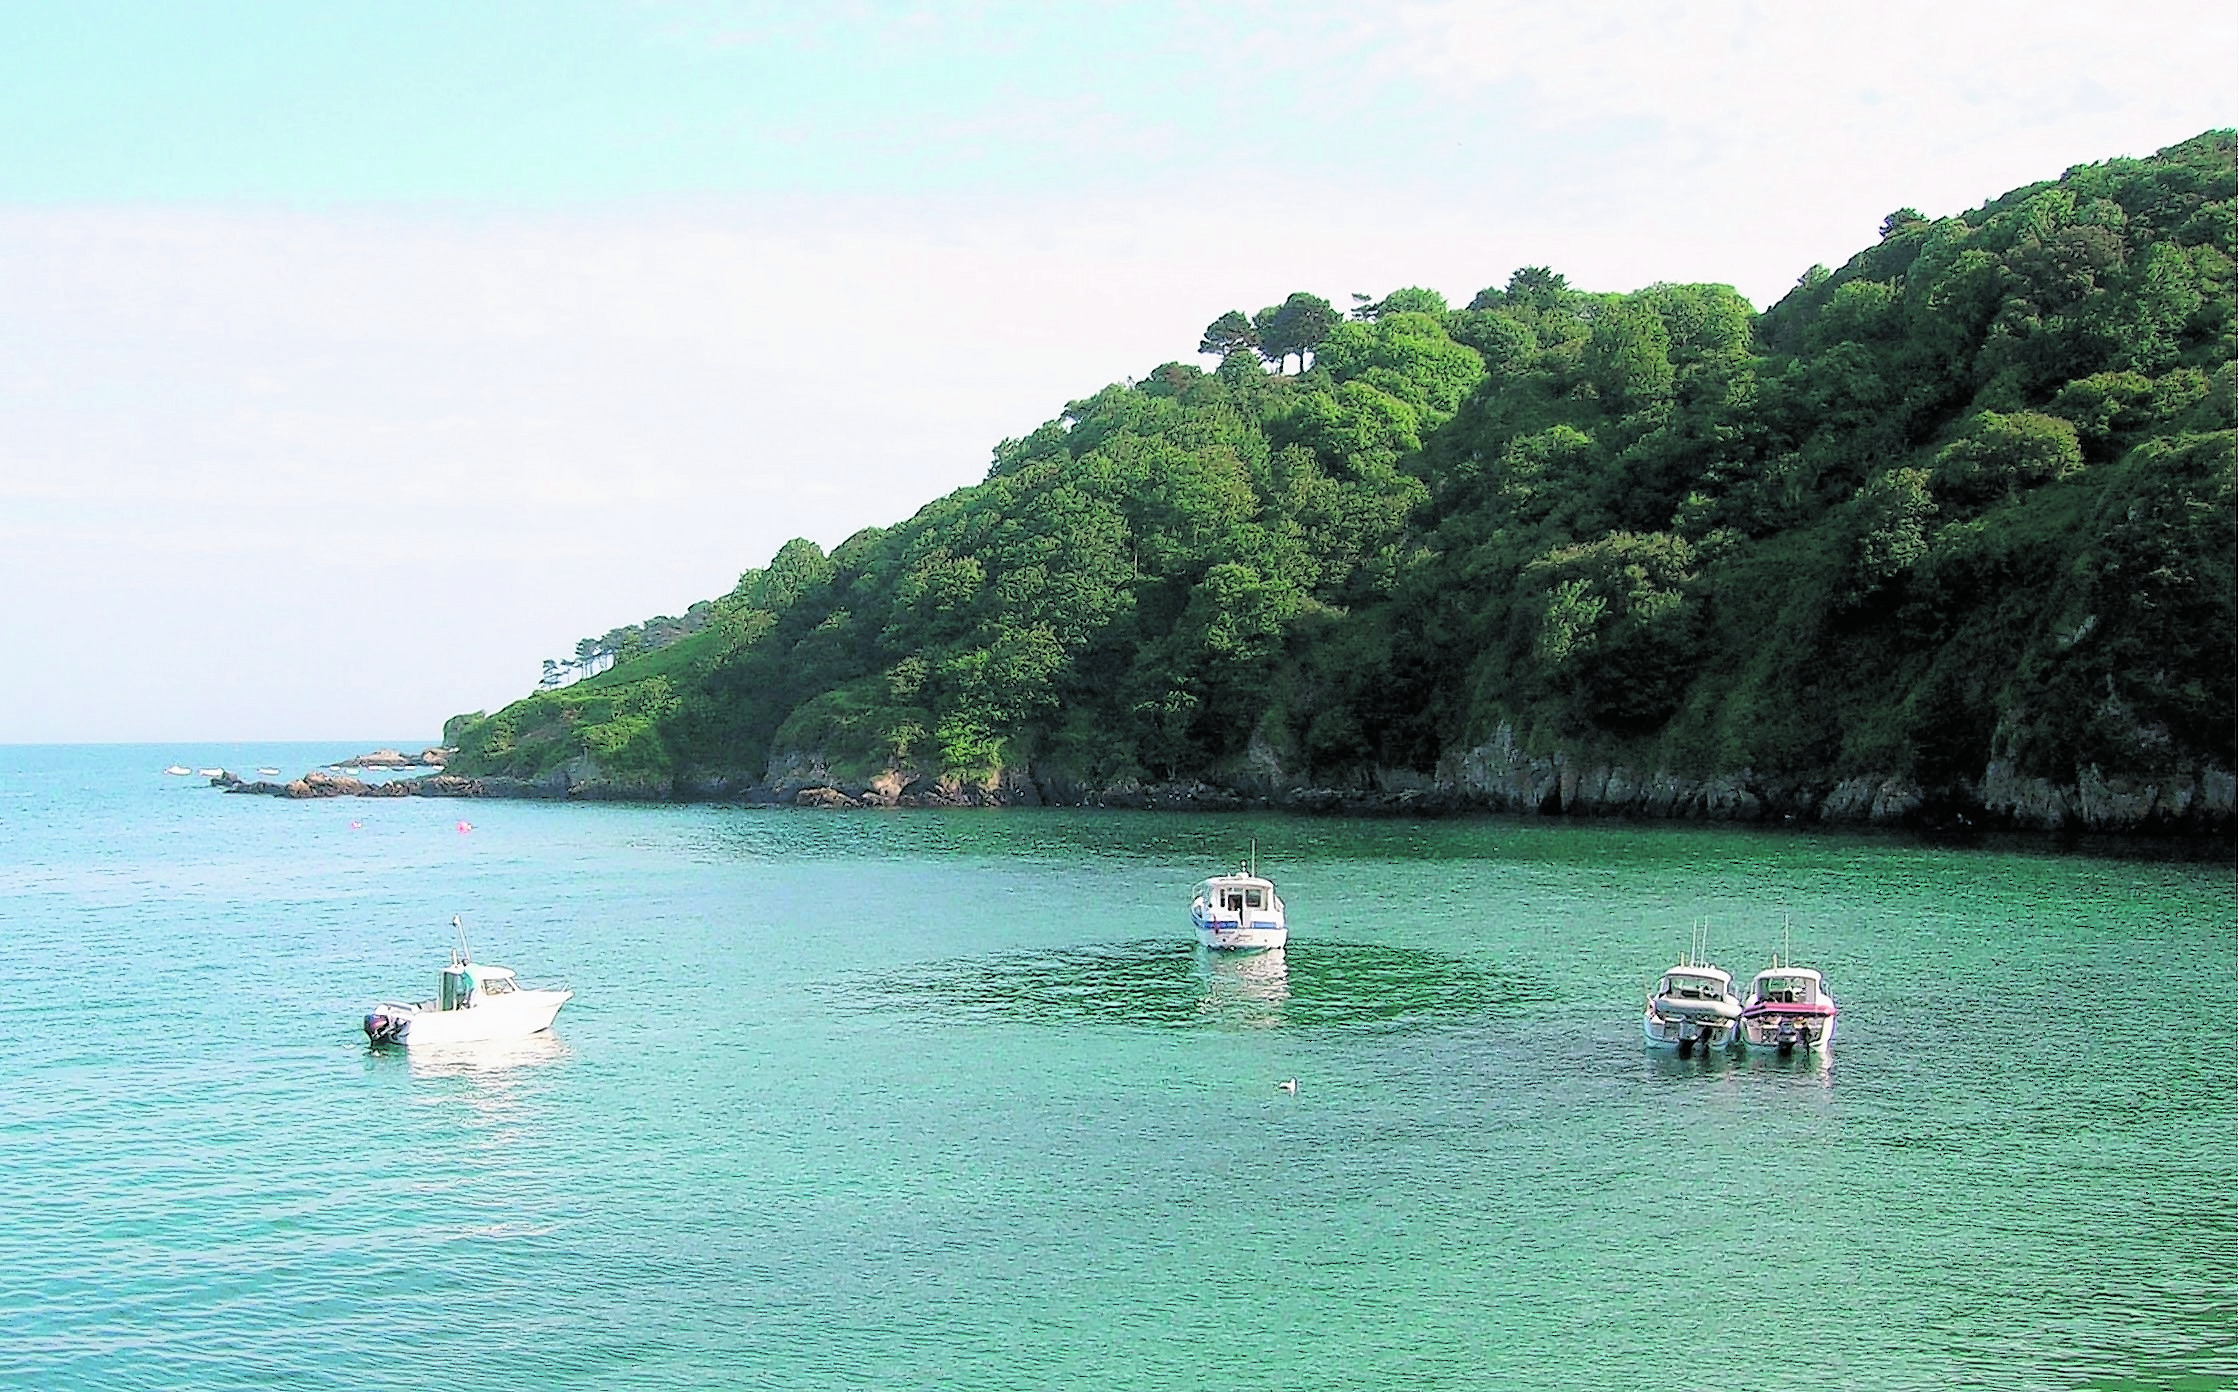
<box><xmin>1195</xmin><ymin>875</ymin><xmax>1282</xmax><ymax>921</ymax></box>
<box><xmin>439</xmin><ymin>962</ymin><xmax>520</xmax><ymax>1011</ymax></box>
<box><xmin>1749</xmin><ymin>970</ymin><xmax>1824</xmax><ymax>1004</ymax></box>
<box><xmin>1198</xmin><ymin>874</ymin><xmax>1277</xmax><ymax>915</ymax></box>
<box><xmin>1656</xmin><ymin>969</ymin><xmax>1733</xmax><ymax>1002</ymax></box>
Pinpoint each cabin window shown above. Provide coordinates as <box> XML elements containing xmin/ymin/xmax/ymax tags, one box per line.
<box><xmin>1245</xmin><ymin>889</ymin><xmax>1264</xmax><ymax>909</ymax></box>
<box><xmin>484</xmin><ymin>977</ymin><xmax>516</xmax><ymax>995</ymax></box>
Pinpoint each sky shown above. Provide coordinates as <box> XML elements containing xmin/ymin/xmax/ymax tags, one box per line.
<box><xmin>2</xmin><ymin>1</ymin><xmax>2233</xmax><ymax>743</ymax></box>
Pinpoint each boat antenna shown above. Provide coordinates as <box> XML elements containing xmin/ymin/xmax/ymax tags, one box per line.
<box><xmin>451</xmin><ymin>913</ymin><xmax>470</xmax><ymax>965</ymax></box>
<box><xmin>1250</xmin><ymin>839</ymin><xmax>1257</xmax><ymax>878</ymax></box>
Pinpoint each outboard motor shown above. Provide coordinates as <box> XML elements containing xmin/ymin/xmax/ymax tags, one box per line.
<box><xmin>364</xmin><ymin>1012</ymin><xmax>405</xmax><ymax>1046</ymax></box>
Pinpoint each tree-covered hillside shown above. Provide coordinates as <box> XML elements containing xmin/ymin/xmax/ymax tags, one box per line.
<box><xmin>446</xmin><ymin>132</ymin><xmax>2236</xmax><ymax>831</ymax></box>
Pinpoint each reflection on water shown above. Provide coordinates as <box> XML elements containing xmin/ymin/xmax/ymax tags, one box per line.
<box><xmin>1195</xmin><ymin>948</ymin><xmax>1290</xmax><ymax>1029</ymax></box>
<box><xmin>1739</xmin><ymin>1040</ymin><xmax>1835</xmax><ymax>1089</ymax></box>
<box><xmin>858</xmin><ymin>939</ymin><xmax>1532</xmax><ymax>1032</ymax></box>
<box><xmin>395</xmin><ymin>1031</ymin><xmax>573</xmax><ymax>1080</ymax></box>
<box><xmin>1641</xmin><ymin>1039</ymin><xmax>1835</xmax><ymax>1091</ymax></box>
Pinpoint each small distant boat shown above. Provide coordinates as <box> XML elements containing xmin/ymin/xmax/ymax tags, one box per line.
<box><xmin>1737</xmin><ymin>927</ymin><xmax>1838</xmax><ymax>1054</ymax></box>
<box><xmin>364</xmin><ymin>916</ymin><xmax>572</xmax><ymax>1047</ymax></box>
<box><xmin>197</xmin><ymin>767</ymin><xmax>224</xmax><ymax>778</ymax></box>
<box><xmin>163</xmin><ymin>765</ymin><xmax>191</xmax><ymax>776</ymax></box>
<box><xmin>1191</xmin><ymin>845</ymin><xmax>1287</xmax><ymax>950</ymax></box>
<box><xmin>1643</xmin><ymin>921</ymin><xmax>1741</xmax><ymax>1056</ymax></box>
<box><xmin>257</xmin><ymin>767</ymin><xmax>281</xmax><ymax>776</ymax></box>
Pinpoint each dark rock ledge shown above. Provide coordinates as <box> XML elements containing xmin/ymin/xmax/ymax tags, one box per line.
<box><xmin>215</xmin><ymin>770</ymin><xmax>482</xmax><ymax>799</ymax></box>
<box><xmin>205</xmin><ymin>745</ymin><xmax>2235</xmax><ymax>838</ymax></box>
<box><xmin>332</xmin><ymin>746</ymin><xmax>453</xmax><ymax>769</ymax></box>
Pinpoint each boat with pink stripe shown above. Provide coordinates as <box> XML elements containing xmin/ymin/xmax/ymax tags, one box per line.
<box><xmin>1737</xmin><ymin>964</ymin><xmax>1838</xmax><ymax>1055</ymax></box>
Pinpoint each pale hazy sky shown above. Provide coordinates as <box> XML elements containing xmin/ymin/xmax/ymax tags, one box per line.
<box><xmin>2</xmin><ymin>0</ymin><xmax>2232</xmax><ymax>742</ymax></box>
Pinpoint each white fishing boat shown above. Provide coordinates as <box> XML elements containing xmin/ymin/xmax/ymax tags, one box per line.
<box><xmin>257</xmin><ymin>767</ymin><xmax>281</xmax><ymax>776</ymax></box>
<box><xmin>1737</xmin><ymin>965</ymin><xmax>1838</xmax><ymax>1054</ymax></box>
<box><xmin>1643</xmin><ymin>921</ymin><xmax>1741</xmax><ymax>1056</ymax></box>
<box><xmin>364</xmin><ymin>917</ymin><xmax>572</xmax><ymax>1047</ymax></box>
<box><xmin>163</xmin><ymin>765</ymin><xmax>192</xmax><ymax>776</ymax></box>
<box><xmin>1191</xmin><ymin>848</ymin><xmax>1287</xmax><ymax>950</ymax></box>
<box><xmin>1737</xmin><ymin>927</ymin><xmax>1839</xmax><ymax>1055</ymax></box>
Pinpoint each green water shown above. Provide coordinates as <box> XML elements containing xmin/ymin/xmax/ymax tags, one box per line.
<box><xmin>1</xmin><ymin>746</ymin><xmax>2232</xmax><ymax>1390</ymax></box>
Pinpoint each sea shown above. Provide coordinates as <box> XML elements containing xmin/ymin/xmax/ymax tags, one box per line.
<box><xmin>1</xmin><ymin>742</ymin><xmax>2232</xmax><ymax>1392</ymax></box>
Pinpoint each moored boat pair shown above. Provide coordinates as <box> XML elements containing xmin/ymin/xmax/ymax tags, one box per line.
<box><xmin>1643</xmin><ymin>923</ymin><xmax>1838</xmax><ymax>1057</ymax></box>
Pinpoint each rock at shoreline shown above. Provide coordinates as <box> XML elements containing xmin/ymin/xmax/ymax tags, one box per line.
<box><xmin>221</xmin><ymin>771</ymin><xmax>482</xmax><ymax>799</ymax></box>
<box><xmin>207</xmin><ymin>737</ymin><xmax>2233</xmax><ymax>836</ymax></box>
<box><xmin>333</xmin><ymin>746</ymin><xmax>452</xmax><ymax>770</ymax></box>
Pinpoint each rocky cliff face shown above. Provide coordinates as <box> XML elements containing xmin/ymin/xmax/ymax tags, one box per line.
<box><xmin>250</xmin><ymin>734</ymin><xmax>2234</xmax><ymax>835</ymax></box>
<box><xmin>514</xmin><ymin>728</ymin><xmax>2232</xmax><ymax>836</ymax></box>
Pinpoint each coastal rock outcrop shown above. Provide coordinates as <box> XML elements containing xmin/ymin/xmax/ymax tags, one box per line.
<box><xmin>335</xmin><ymin>747</ymin><xmax>452</xmax><ymax>769</ymax></box>
<box><xmin>216</xmin><ymin>733</ymin><xmax>2234</xmax><ymax>836</ymax></box>
<box><xmin>213</xmin><ymin>750</ymin><xmax>2236</xmax><ymax>833</ymax></box>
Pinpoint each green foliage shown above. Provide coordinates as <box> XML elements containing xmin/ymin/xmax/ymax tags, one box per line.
<box><xmin>1198</xmin><ymin>309</ymin><xmax>1259</xmax><ymax>360</ymax></box>
<box><xmin>1523</xmin><ymin>532</ymin><xmax>1704</xmax><ymax>731</ymax></box>
<box><xmin>1932</xmin><ymin>411</ymin><xmax>2084</xmax><ymax>509</ymax></box>
<box><xmin>1585</xmin><ymin>298</ymin><xmax>1676</xmax><ymax>412</ymax></box>
<box><xmin>449</xmin><ymin>132</ymin><xmax>2238</xmax><ymax>808</ymax></box>
<box><xmin>1253</xmin><ymin>292</ymin><xmax>1339</xmax><ymax>374</ymax></box>
<box><xmin>1847</xmin><ymin>467</ymin><xmax>1938</xmax><ymax>600</ymax></box>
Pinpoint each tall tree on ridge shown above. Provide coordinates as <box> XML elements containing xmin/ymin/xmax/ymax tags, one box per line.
<box><xmin>1258</xmin><ymin>292</ymin><xmax>1338</xmax><ymax>373</ymax></box>
<box><xmin>1198</xmin><ymin>310</ymin><xmax>1260</xmax><ymax>359</ymax></box>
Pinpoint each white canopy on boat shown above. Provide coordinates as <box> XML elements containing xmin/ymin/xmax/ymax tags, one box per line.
<box><xmin>1657</xmin><ymin>967</ymin><xmax>1734</xmax><ymax>994</ymax></box>
<box><xmin>1748</xmin><ymin>969</ymin><xmax>1824</xmax><ymax>1002</ymax></box>
<box><xmin>1195</xmin><ymin>874</ymin><xmax>1278</xmax><ymax>909</ymax></box>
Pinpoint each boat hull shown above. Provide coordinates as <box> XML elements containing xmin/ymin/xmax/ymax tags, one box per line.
<box><xmin>1642</xmin><ymin>1009</ymin><xmax>1738</xmax><ymax>1052</ymax></box>
<box><xmin>1195</xmin><ymin>922</ymin><xmax>1288</xmax><ymax>951</ymax></box>
<box><xmin>1737</xmin><ymin>1005</ymin><xmax>1838</xmax><ymax>1053</ymax></box>
<box><xmin>366</xmin><ymin>990</ymin><xmax>572</xmax><ymax>1046</ymax></box>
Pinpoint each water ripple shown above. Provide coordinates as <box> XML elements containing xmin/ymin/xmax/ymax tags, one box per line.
<box><xmin>848</xmin><ymin>939</ymin><xmax>1537</xmax><ymax>1033</ymax></box>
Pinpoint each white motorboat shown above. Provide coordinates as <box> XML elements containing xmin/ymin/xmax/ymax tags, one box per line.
<box><xmin>364</xmin><ymin>917</ymin><xmax>572</xmax><ymax>1047</ymax></box>
<box><xmin>163</xmin><ymin>765</ymin><xmax>192</xmax><ymax>776</ymax></box>
<box><xmin>1738</xmin><ymin>962</ymin><xmax>1839</xmax><ymax>1055</ymax></box>
<box><xmin>1643</xmin><ymin>922</ymin><xmax>1741</xmax><ymax>1055</ymax></box>
<box><xmin>1191</xmin><ymin>851</ymin><xmax>1287</xmax><ymax>950</ymax></box>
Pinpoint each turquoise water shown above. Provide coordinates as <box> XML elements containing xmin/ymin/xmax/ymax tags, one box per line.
<box><xmin>2</xmin><ymin>744</ymin><xmax>2233</xmax><ymax>1391</ymax></box>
